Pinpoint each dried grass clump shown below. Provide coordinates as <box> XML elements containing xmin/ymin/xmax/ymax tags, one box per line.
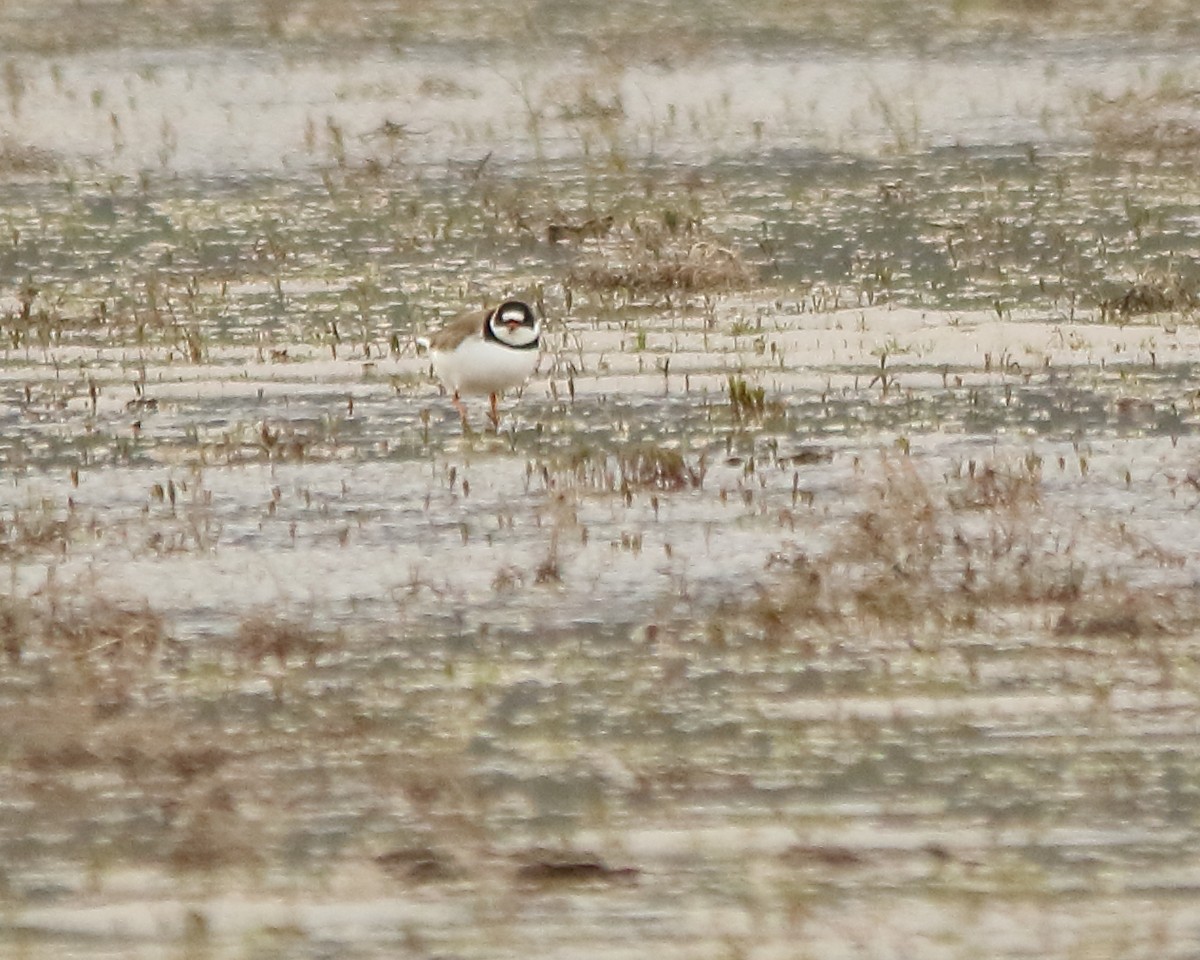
<box><xmin>168</xmin><ymin>786</ymin><xmax>264</xmax><ymax>872</ymax></box>
<box><xmin>0</xmin><ymin>593</ymin><xmax>273</xmax><ymax>876</ymax></box>
<box><xmin>1054</xmin><ymin>589</ymin><xmax>1173</xmax><ymax>638</ymax></box>
<box><xmin>947</xmin><ymin>458</ymin><xmax>1042</xmax><ymax>511</ymax></box>
<box><xmin>11</xmin><ymin>699</ymin><xmax>104</xmax><ymax>773</ymax></box>
<box><xmin>47</xmin><ymin>598</ymin><xmax>166</xmax><ymax>662</ymax></box>
<box><xmin>0</xmin><ymin>505</ymin><xmax>76</xmax><ymax>560</ymax></box>
<box><xmin>0</xmin><ymin>594</ymin><xmax>35</xmax><ymax>663</ymax></box>
<box><xmin>23</xmin><ymin>595</ymin><xmax>170</xmax><ymax>710</ymax></box>
<box><xmin>618</xmin><ymin>443</ymin><xmax>704</xmax><ymax>491</ymax></box>
<box><xmin>737</xmin><ymin>460</ymin><xmax>951</xmax><ymax>641</ymax></box>
<box><xmin>534</xmin><ymin>442</ymin><xmax>706</xmax><ymax>496</ymax></box>
<box><xmin>745</xmin><ymin>556</ymin><xmax>829</xmax><ymax>647</ymax></box>
<box><xmin>541</xmin><ymin>445</ymin><xmax>617</xmax><ymax>492</ymax></box>
<box><xmin>257</xmin><ymin>420</ymin><xmax>322</xmax><ymax>461</ymax></box>
<box><xmin>0</xmin><ymin>136</ymin><xmax>59</xmax><ymax>175</ymax></box>
<box><xmin>547</xmin><ymin>214</ymin><xmax>615</xmax><ymax>245</ymax></box>
<box><xmin>1099</xmin><ymin>266</ymin><xmax>1199</xmax><ymax>321</ymax></box>
<box><xmin>7</xmin><ymin>597</ymin><xmax>172</xmax><ymax>708</ymax></box>
<box><xmin>832</xmin><ymin>462</ymin><xmax>976</xmax><ymax>627</ymax></box>
<box><xmin>1</xmin><ymin>594</ymin><xmax>167</xmax><ymax>681</ymax></box>
<box><xmin>571</xmin><ymin>241</ymin><xmax>754</xmax><ymax>295</ymax></box>
<box><xmin>3</xmin><ymin>597</ymin><xmax>178</xmax><ymax>774</ymax></box>
<box><xmin>736</xmin><ymin>455</ymin><xmax>1181</xmax><ymax>645</ymax></box>
<box><xmin>0</xmin><ymin>283</ymin><xmax>109</xmax><ymax>350</ymax></box>
<box><xmin>1085</xmin><ymin>87</ymin><xmax>1200</xmax><ymax>159</ymax></box>
<box><xmin>235</xmin><ymin>614</ymin><xmax>324</xmax><ymax>667</ymax></box>
<box><xmin>568</xmin><ymin>217</ymin><xmax>755</xmax><ymax>298</ymax></box>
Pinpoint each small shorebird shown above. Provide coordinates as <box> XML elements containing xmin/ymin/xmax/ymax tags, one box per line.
<box><xmin>419</xmin><ymin>300</ymin><xmax>541</xmax><ymax>430</ymax></box>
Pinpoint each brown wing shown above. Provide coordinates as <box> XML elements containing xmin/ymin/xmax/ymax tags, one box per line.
<box><xmin>424</xmin><ymin>308</ymin><xmax>489</xmax><ymax>351</ymax></box>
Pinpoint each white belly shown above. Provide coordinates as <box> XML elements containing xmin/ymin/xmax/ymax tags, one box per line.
<box><xmin>430</xmin><ymin>338</ymin><xmax>539</xmax><ymax>395</ymax></box>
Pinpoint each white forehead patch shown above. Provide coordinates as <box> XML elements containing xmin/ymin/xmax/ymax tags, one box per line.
<box><xmin>499</xmin><ymin>306</ymin><xmax>529</xmax><ymax>324</ymax></box>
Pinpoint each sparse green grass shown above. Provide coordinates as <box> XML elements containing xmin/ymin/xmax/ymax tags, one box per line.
<box><xmin>727</xmin><ymin>374</ymin><xmax>765</xmax><ymax>419</ymax></box>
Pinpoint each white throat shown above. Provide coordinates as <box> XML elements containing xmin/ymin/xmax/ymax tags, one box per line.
<box><xmin>497</xmin><ymin>322</ymin><xmax>540</xmax><ymax>348</ymax></box>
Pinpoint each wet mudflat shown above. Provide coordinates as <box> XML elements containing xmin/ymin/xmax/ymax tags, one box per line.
<box><xmin>2</xmin><ymin>2</ymin><xmax>1200</xmax><ymax>957</ymax></box>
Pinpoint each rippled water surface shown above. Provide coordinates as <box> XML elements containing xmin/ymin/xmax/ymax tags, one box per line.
<box><xmin>2</xmin><ymin>3</ymin><xmax>1200</xmax><ymax>958</ymax></box>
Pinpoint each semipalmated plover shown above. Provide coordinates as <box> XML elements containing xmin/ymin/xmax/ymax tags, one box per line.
<box><xmin>419</xmin><ymin>300</ymin><xmax>541</xmax><ymax>429</ymax></box>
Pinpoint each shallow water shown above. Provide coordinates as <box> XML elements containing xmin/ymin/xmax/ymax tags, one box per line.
<box><xmin>2</xmin><ymin>4</ymin><xmax>1200</xmax><ymax>958</ymax></box>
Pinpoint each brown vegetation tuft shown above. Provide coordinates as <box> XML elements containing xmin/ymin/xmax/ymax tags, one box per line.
<box><xmin>235</xmin><ymin>614</ymin><xmax>324</xmax><ymax>667</ymax></box>
<box><xmin>735</xmin><ymin>455</ymin><xmax>1190</xmax><ymax>645</ymax></box>
<box><xmin>1099</xmin><ymin>266</ymin><xmax>1199</xmax><ymax>320</ymax></box>
<box><xmin>0</xmin><ymin>505</ymin><xmax>76</xmax><ymax>560</ymax></box>
<box><xmin>618</xmin><ymin>443</ymin><xmax>705</xmax><ymax>492</ymax></box>
<box><xmin>568</xmin><ymin>217</ymin><xmax>755</xmax><ymax>298</ymax></box>
<box><xmin>0</xmin><ymin>136</ymin><xmax>59</xmax><ymax>175</ymax></box>
<box><xmin>168</xmin><ymin>786</ymin><xmax>264</xmax><ymax>872</ymax></box>
<box><xmin>47</xmin><ymin>599</ymin><xmax>166</xmax><ymax>663</ymax></box>
<box><xmin>1085</xmin><ymin>87</ymin><xmax>1200</xmax><ymax>158</ymax></box>
<box><xmin>535</xmin><ymin>442</ymin><xmax>706</xmax><ymax>495</ymax></box>
<box><xmin>0</xmin><ymin>595</ymin><xmax>34</xmax><ymax>663</ymax></box>
<box><xmin>1054</xmin><ymin>589</ymin><xmax>1172</xmax><ymax>638</ymax></box>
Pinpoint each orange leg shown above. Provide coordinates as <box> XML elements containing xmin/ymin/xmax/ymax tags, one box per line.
<box><xmin>452</xmin><ymin>392</ymin><xmax>470</xmax><ymax>431</ymax></box>
<box><xmin>487</xmin><ymin>393</ymin><xmax>501</xmax><ymax>431</ymax></box>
